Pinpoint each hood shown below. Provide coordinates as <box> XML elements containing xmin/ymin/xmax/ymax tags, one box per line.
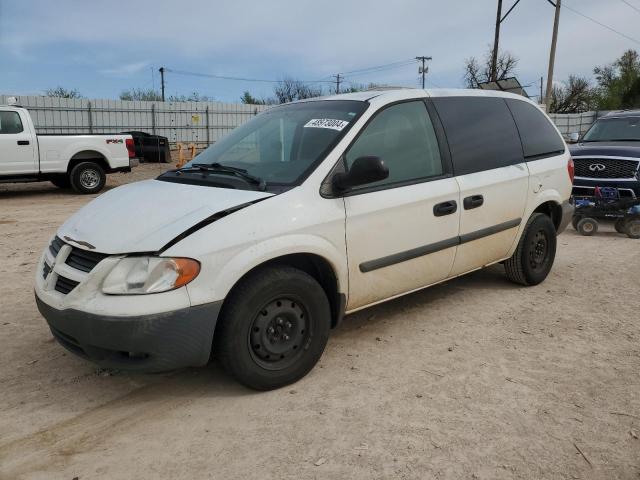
<box><xmin>58</xmin><ymin>179</ymin><xmax>273</xmax><ymax>254</ymax></box>
<box><xmin>569</xmin><ymin>141</ymin><xmax>640</xmax><ymax>158</ymax></box>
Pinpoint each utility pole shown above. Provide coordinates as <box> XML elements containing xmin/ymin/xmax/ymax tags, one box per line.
<box><xmin>540</xmin><ymin>76</ymin><xmax>544</xmax><ymax>103</ymax></box>
<box><xmin>334</xmin><ymin>74</ymin><xmax>342</xmax><ymax>94</ymax></box>
<box><xmin>159</xmin><ymin>67</ymin><xmax>165</xmax><ymax>102</ymax></box>
<box><xmin>490</xmin><ymin>0</ymin><xmax>522</xmax><ymax>82</ymax></box>
<box><xmin>491</xmin><ymin>0</ymin><xmax>503</xmax><ymax>82</ymax></box>
<box><xmin>545</xmin><ymin>0</ymin><xmax>561</xmax><ymax>109</ymax></box>
<box><xmin>416</xmin><ymin>56</ymin><xmax>432</xmax><ymax>89</ymax></box>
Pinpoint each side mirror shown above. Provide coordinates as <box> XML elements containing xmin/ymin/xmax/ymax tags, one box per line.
<box><xmin>333</xmin><ymin>156</ymin><xmax>389</xmax><ymax>192</ymax></box>
<box><xmin>568</xmin><ymin>132</ymin><xmax>580</xmax><ymax>143</ymax></box>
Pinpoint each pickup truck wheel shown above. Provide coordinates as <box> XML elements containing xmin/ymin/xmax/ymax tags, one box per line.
<box><xmin>504</xmin><ymin>213</ymin><xmax>557</xmax><ymax>286</ymax></box>
<box><xmin>70</xmin><ymin>162</ymin><xmax>106</xmax><ymax>194</ymax></box>
<box><xmin>50</xmin><ymin>176</ymin><xmax>71</xmax><ymax>189</ymax></box>
<box><xmin>214</xmin><ymin>266</ymin><xmax>331</xmax><ymax>390</ymax></box>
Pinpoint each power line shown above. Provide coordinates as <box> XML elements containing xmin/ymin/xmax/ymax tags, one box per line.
<box><xmin>619</xmin><ymin>0</ymin><xmax>640</xmax><ymax>14</ymax></box>
<box><xmin>340</xmin><ymin>59</ymin><xmax>415</xmax><ymax>76</ymax></box>
<box><xmin>341</xmin><ymin>61</ymin><xmax>416</xmax><ymax>79</ymax></box>
<box><xmin>562</xmin><ymin>2</ymin><xmax>640</xmax><ymax>45</ymax></box>
<box><xmin>165</xmin><ymin>68</ymin><xmax>332</xmax><ymax>84</ymax></box>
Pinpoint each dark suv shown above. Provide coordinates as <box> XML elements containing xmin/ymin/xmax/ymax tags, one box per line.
<box><xmin>570</xmin><ymin>110</ymin><xmax>640</xmax><ymax>199</ymax></box>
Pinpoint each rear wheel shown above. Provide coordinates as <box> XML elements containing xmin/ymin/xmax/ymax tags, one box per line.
<box><xmin>577</xmin><ymin>217</ymin><xmax>598</xmax><ymax>236</ymax></box>
<box><xmin>626</xmin><ymin>219</ymin><xmax>640</xmax><ymax>239</ymax></box>
<box><xmin>504</xmin><ymin>213</ymin><xmax>557</xmax><ymax>286</ymax></box>
<box><xmin>614</xmin><ymin>218</ymin><xmax>626</xmax><ymax>234</ymax></box>
<box><xmin>70</xmin><ymin>161</ymin><xmax>106</xmax><ymax>194</ymax></box>
<box><xmin>214</xmin><ymin>266</ymin><xmax>331</xmax><ymax>390</ymax></box>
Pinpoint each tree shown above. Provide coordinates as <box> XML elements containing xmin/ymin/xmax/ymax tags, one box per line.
<box><xmin>273</xmin><ymin>78</ymin><xmax>323</xmax><ymax>104</ymax></box>
<box><xmin>119</xmin><ymin>88</ymin><xmax>162</xmax><ymax>101</ymax></box>
<box><xmin>45</xmin><ymin>87</ymin><xmax>83</xmax><ymax>98</ymax></box>
<box><xmin>594</xmin><ymin>49</ymin><xmax>640</xmax><ymax>110</ymax></box>
<box><xmin>337</xmin><ymin>82</ymin><xmax>386</xmax><ymax>94</ymax></box>
<box><xmin>549</xmin><ymin>75</ymin><xmax>596</xmax><ymax>113</ymax></box>
<box><xmin>463</xmin><ymin>47</ymin><xmax>518</xmax><ymax>88</ymax></box>
<box><xmin>240</xmin><ymin>91</ymin><xmax>268</xmax><ymax>105</ymax></box>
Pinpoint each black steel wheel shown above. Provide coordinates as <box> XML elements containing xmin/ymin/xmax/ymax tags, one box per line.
<box><xmin>214</xmin><ymin>266</ymin><xmax>331</xmax><ymax>390</ymax></box>
<box><xmin>249</xmin><ymin>298</ymin><xmax>310</xmax><ymax>370</ymax></box>
<box><xmin>504</xmin><ymin>213</ymin><xmax>557</xmax><ymax>286</ymax></box>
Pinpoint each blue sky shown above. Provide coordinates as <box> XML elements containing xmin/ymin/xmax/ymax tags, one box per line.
<box><xmin>1</xmin><ymin>0</ymin><xmax>639</xmax><ymax>103</ymax></box>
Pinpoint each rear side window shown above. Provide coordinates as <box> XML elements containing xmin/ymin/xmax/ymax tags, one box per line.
<box><xmin>0</xmin><ymin>111</ymin><xmax>24</xmax><ymax>134</ymax></box>
<box><xmin>345</xmin><ymin>101</ymin><xmax>443</xmax><ymax>188</ymax></box>
<box><xmin>506</xmin><ymin>99</ymin><xmax>565</xmax><ymax>159</ymax></box>
<box><xmin>432</xmin><ymin>97</ymin><xmax>523</xmax><ymax>176</ymax></box>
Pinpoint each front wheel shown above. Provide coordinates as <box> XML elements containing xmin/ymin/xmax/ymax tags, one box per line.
<box><xmin>214</xmin><ymin>266</ymin><xmax>331</xmax><ymax>390</ymax></box>
<box><xmin>504</xmin><ymin>213</ymin><xmax>557</xmax><ymax>286</ymax></box>
<box><xmin>70</xmin><ymin>161</ymin><xmax>106</xmax><ymax>194</ymax></box>
<box><xmin>577</xmin><ymin>217</ymin><xmax>598</xmax><ymax>236</ymax></box>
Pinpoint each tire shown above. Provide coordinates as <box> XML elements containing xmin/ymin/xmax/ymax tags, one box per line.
<box><xmin>504</xmin><ymin>213</ymin><xmax>557</xmax><ymax>286</ymax></box>
<box><xmin>70</xmin><ymin>161</ymin><xmax>106</xmax><ymax>194</ymax></box>
<box><xmin>214</xmin><ymin>266</ymin><xmax>331</xmax><ymax>390</ymax></box>
<box><xmin>626</xmin><ymin>219</ymin><xmax>640</xmax><ymax>239</ymax></box>
<box><xmin>50</xmin><ymin>176</ymin><xmax>71</xmax><ymax>189</ymax></box>
<box><xmin>614</xmin><ymin>218</ymin><xmax>627</xmax><ymax>234</ymax></box>
<box><xmin>577</xmin><ymin>217</ymin><xmax>598</xmax><ymax>236</ymax></box>
<box><xmin>571</xmin><ymin>215</ymin><xmax>582</xmax><ymax>230</ymax></box>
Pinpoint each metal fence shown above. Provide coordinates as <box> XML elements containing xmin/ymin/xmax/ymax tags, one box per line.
<box><xmin>0</xmin><ymin>95</ymin><xmax>270</xmax><ymax>147</ymax></box>
<box><xmin>1</xmin><ymin>94</ymin><xmax>608</xmax><ymax>145</ymax></box>
<box><xmin>548</xmin><ymin>111</ymin><xmax>607</xmax><ymax>139</ymax></box>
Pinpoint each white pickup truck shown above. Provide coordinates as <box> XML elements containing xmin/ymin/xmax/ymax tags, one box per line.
<box><xmin>0</xmin><ymin>102</ymin><xmax>138</xmax><ymax>194</ymax></box>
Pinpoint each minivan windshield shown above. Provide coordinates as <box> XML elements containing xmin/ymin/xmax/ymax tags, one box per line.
<box><xmin>582</xmin><ymin>116</ymin><xmax>640</xmax><ymax>142</ymax></box>
<box><xmin>180</xmin><ymin>100</ymin><xmax>367</xmax><ymax>188</ymax></box>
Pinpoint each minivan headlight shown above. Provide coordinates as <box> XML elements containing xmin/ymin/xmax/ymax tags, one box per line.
<box><xmin>102</xmin><ymin>257</ymin><xmax>200</xmax><ymax>295</ymax></box>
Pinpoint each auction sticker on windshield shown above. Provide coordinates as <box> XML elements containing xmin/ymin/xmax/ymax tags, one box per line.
<box><xmin>304</xmin><ymin>118</ymin><xmax>350</xmax><ymax>131</ymax></box>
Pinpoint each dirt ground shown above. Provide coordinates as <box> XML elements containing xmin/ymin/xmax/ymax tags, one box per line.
<box><xmin>1</xmin><ymin>163</ymin><xmax>639</xmax><ymax>480</ymax></box>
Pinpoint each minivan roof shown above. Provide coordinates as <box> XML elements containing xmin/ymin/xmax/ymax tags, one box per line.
<box><xmin>303</xmin><ymin>88</ymin><xmax>536</xmax><ymax>106</ymax></box>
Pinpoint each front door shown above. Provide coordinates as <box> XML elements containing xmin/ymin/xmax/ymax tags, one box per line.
<box><xmin>342</xmin><ymin>100</ymin><xmax>460</xmax><ymax>310</ymax></box>
<box><xmin>0</xmin><ymin>109</ymin><xmax>37</xmax><ymax>175</ymax></box>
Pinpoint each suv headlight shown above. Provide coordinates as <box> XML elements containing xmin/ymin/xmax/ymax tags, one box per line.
<box><xmin>102</xmin><ymin>256</ymin><xmax>200</xmax><ymax>295</ymax></box>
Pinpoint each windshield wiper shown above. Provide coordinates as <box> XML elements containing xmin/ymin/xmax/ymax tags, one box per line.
<box><xmin>177</xmin><ymin>163</ymin><xmax>266</xmax><ymax>191</ymax></box>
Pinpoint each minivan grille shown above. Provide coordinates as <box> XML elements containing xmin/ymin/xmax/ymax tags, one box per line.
<box><xmin>65</xmin><ymin>247</ymin><xmax>108</xmax><ymax>273</ymax></box>
<box><xmin>574</xmin><ymin>157</ymin><xmax>639</xmax><ymax>179</ymax></box>
<box><xmin>46</xmin><ymin>237</ymin><xmax>108</xmax><ymax>295</ymax></box>
<box><xmin>55</xmin><ymin>276</ymin><xmax>80</xmax><ymax>294</ymax></box>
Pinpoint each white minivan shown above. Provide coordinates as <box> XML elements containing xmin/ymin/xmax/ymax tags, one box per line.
<box><xmin>35</xmin><ymin>89</ymin><xmax>574</xmax><ymax>390</ymax></box>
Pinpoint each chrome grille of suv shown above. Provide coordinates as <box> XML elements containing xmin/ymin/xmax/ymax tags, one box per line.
<box><xmin>573</xmin><ymin>157</ymin><xmax>639</xmax><ymax>179</ymax></box>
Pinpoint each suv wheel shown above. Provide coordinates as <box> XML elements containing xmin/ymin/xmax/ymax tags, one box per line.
<box><xmin>504</xmin><ymin>213</ymin><xmax>557</xmax><ymax>286</ymax></box>
<box><xmin>214</xmin><ymin>266</ymin><xmax>331</xmax><ymax>390</ymax></box>
<box><xmin>70</xmin><ymin>161</ymin><xmax>106</xmax><ymax>194</ymax></box>
<box><xmin>577</xmin><ymin>217</ymin><xmax>598</xmax><ymax>236</ymax></box>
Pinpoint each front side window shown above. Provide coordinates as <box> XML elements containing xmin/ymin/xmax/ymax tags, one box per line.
<box><xmin>345</xmin><ymin>101</ymin><xmax>443</xmax><ymax>188</ymax></box>
<box><xmin>0</xmin><ymin>111</ymin><xmax>24</xmax><ymax>134</ymax></box>
<box><xmin>174</xmin><ymin>100</ymin><xmax>367</xmax><ymax>189</ymax></box>
<box><xmin>582</xmin><ymin>117</ymin><xmax>640</xmax><ymax>142</ymax></box>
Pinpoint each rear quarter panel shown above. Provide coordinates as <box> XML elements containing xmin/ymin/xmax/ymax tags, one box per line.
<box><xmin>37</xmin><ymin>135</ymin><xmax>131</xmax><ymax>172</ymax></box>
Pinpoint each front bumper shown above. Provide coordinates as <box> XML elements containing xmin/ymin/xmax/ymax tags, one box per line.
<box><xmin>557</xmin><ymin>200</ymin><xmax>574</xmax><ymax>234</ymax></box>
<box><xmin>36</xmin><ymin>294</ymin><xmax>222</xmax><ymax>372</ymax></box>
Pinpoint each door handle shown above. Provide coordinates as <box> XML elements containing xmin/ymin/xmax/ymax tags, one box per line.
<box><xmin>463</xmin><ymin>194</ymin><xmax>484</xmax><ymax>210</ymax></box>
<box><xmin>17</xmin><ymin>140</ymin><xmax>30</xmax><ymax>146</ymax></box>
<box><xmin>433</xmin><ymin>200</ymin><xmax>458</xmax><ymax>217</ymax></box>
